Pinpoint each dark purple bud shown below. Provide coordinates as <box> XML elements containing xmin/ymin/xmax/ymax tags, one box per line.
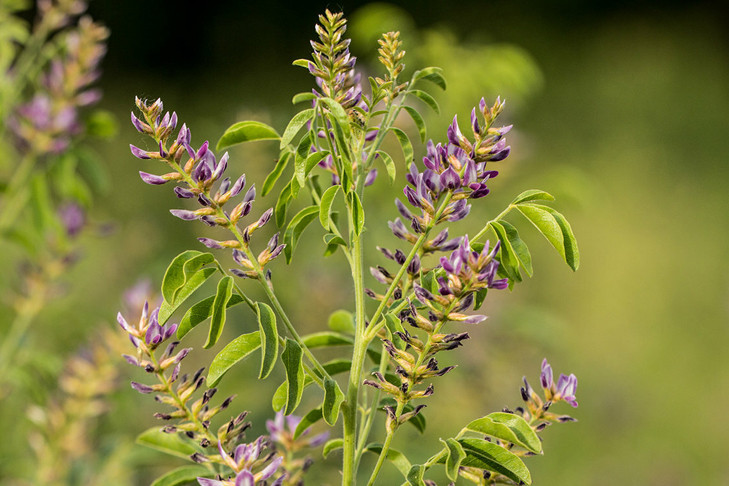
<box><xmin>447</xmin><ymin>116</ymin><xmax>462</xmax><ymax>146</ymax></box>
<box><xmin>257</xmin><ymin>208</ymin><xmax>273</xmax><ymax>227</ymax></box>
<box><xmin>139</xmin><ymin>171</ymin><xmax>168</xmax><ymax>185</ymax></box>
<box><xmin>198</xmin><ymin>238</ymin><xmax>223</xmax><ymax>249</ymax></box>
<box><xmin>404</xmin><ymin>186</ymin><xmax>422</xmax><ymax>208</ymax></box>
<box><xmin>437</xmin><ymin>276</ymin><xmax>452</xmax><ymax>295</ymax></box>
<box><xmin>364</xmin><ymin>169</ymin><xmax>377</xmax><ymax>186</ymax></box>
<box><xmin>200</xmin><ymin>215</ymin><xmax>217</xmax><ymax>226</ymax></box>
<box><xmin>470</xmin><ymin>107</ymin><xmax>480</xmax><ymax>135</ymax></box>
<box><xmin>489</xmin><ymin>278</ymin><xmax>509</xmax><ymax>290</ymax></box>
<box><xmin>212</xmin><ymin>152</ymin><xmax>229</xmax><ymax>180</ymax></box>
<box><xmin>370</xmin><ymin>267</ymin><xmax>389</xmax><ymax>284</ymax></box>
<box><xmin>413</xmin><ymin>284</ymin><xmax>434</xmax><ymax>303</ymax></box>
<box><xmin>131</xmin><ymin>382</ymin><xmax>155</xmax><ymax>394</ymax></box>
<box><xmin>174</xmin><ymin>186</ymin><xmax>195</xmax><ymax>198</ymax></box>
<box><xmin>267</xmin><ymin>233</ymin><xmax>280</xmax><ymax>252</ymax></box>
<box><xmin>198</xmin><ymin>193</ymin><xmax>212</xmax><ymax>206</ymax></box>
<box><xmin>269</xmin><ymin>244</ymin><xmax>285</xmax><ymax>260</ymax></box>
<box><xmin>388</xmin><ymin>218</ymin><xmax>410</xmax><ymax>240</ymax></box>
<box><xmin>395</xmin><ymin>199</ymin><xmax>414</xmax><ymax>221</ymax></box>
<box><xmin>158</xmin><ymin>140</ymin><xmax>168</xmax><ymax>158</ymax></box>
<box><xmin>131</xmin><ymin>112</ymin><xmax>146</xmax><ymax>133</ymax></box>
<box><xmin>192</xmin><ymin>160</ymin><xmax>211</xmax><ymax>182</ymax></box>
<box><xmin>176</xmin><ymin>123</ymin><xmax>191</xmax><ymax>145</ymax></box>
<box><xmin>489</xmin><ymin>146</ymin><xmax>511</xmax><ymax>162</ymax></box>
<box><xmin>422</xmin><ymin>169</ymin><xmax>440</xmax><ymax>193</ymax></box>
<box><xmin>407</xmin><ymin>254</ymin><xmax>421</xmax><ymax>274</ymax></box>
<box><xmin>169</xmin><ymin>209</ymin><xmax>198</xmax><ymax>221</ymax></box>
<box><xmin>377</xmin><ymin>246</ymin><xmax>394</xmax><ymax>260</ymax></box>
<box><xmin>196</xmin><ymin>141</ymin><xmax>209</xmax><ymax>160</ymax></box>
<box><xmin>447</xmin><ymin>200</ymin><xmax>471</xmax><ymax>222</ymax></box>
<box><xmin>243</xmin><ymin>184</ymin><xmax>256</xmax><ymax>204</ymax></box>
<box><xmin>469</xmin><ymin>184</ymin><xmax>491</xmax><ymax>199</ymax></box>
<box><xmin>440</xmin><ymin>167</ymin><xmax>461</xmax><ymax>190</ymax></box>
<box><xmin>230</xmin><ymin>268</ymin><xmax>249</xmax><ymax>278</ymax></box>
<box><xmin>129</xmin><ymin>144</ymin><xmax>151</xmax><ymax>159</ymax></box>
<box><xmin>405</xmin><ymin>163</ymin><xmax>419</xmax><ymax>187</ymax></box>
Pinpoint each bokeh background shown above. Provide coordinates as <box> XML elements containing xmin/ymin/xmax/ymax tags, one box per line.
<box><xmin>3</xmin><ymin>0</ymin><xmax>729</xmax><ymax>484</ymax></box>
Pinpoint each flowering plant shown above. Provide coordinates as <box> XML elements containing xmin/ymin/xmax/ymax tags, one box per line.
<box><xmin>122</xmin><ymin>10</ymin><xmax>580</xmax><ymax>485</ymax></box>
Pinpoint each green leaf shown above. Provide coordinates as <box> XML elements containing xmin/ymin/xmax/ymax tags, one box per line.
<box><xmin>257</xmin><ymin>302</ymin><xmax>278</xmax><ymax>379</ymax></box>
<box><xmin>262</xmin><ymin>151</ymin><xmax>291</xmax><ymax>196</ymax></box>
<box><xmin>376</xmin><ymin>150</ymin><xmax>396</xmax><ymax>183</ymax></box>
<box><xmin>500</xmin><ymin>220</ymin><xmax>533</xmax><ymax>277</ymax></box>
<box><xmin>490</xmin><ymin>221</ymin><xmax>522</xmax><ymax>283</ymax></box>
<box><xmin>322</xmin><ymin>377</ymin><xmax>345</xmax><ymax>425</ymax></box>
<box><xmin>136</xmin><ymin>428</ymin><xmax>198</xmax><ymax>460</ymax></box>
<box><xmin>159</xmin><ymin>267</ymin><xmax>218</xmax><ymax>324</ymax></box>
<box><xmin>216</xmin><ymin>121</ymin><xmax>280</xmax><ymax>150</ymax></box>
<box><xmin>207</xmin><ymin>331</ymin><xmax>261</xmax><ymax>387</ymax></box>
<box><xmin>465</xmin><ymin>415</ymin><xmax>541</xmax><ymax>454</ymax></box>
<box><xmin>458</xmin><ymin>438</ymin><xmax>532</xmax><ymax>485</ymax></box>
<box><xmin>204</xmin><ymin>276</ymin><xmax>234</xmax><ymax>348</ymax></box>
<box><xmin>151</xmin><ymin>466</ymin><xmax>212</xmax><ymax>486</ymax></box>
<box><xmin>409</xmin><ymin>89</ymin><xmax>440</xmax><ymax>114</ymax></box>
<box><xmin>327</xmin><ymin>309</ymin><xmax>354</xmax><ymax>334</ymax></box>
<box><xmin>390</xmin><ymin>127</ymin><xmax>414</xmax><ymax>164</ymax></box>
<box><xmin>319</xmin><ymin>184</ymin><xmax>341</xmax><ymax>231</ymax></box>
<box><xmin>177</xmin><ymin>293</ymin><xmax>245</xmax><ymax>339</ymax></box>
<box><xmin>365</xmin><ymin>444</ymin><xmax>412</xmax><ymax>478</ymax></box>
<box><xmin>275</xmin><ymin>181</ymin><xmax>293</xmax><ymax>226</ymax></box>
<box><xmin>292</xmin><ymin>59</ymin><xmax>311</xmax><ymax>68</ymax></box>
<box><xmin>302</xmin><ymin>332</ymin><xmax>354</xmax><ymax>348</ymax></box>
<box><xmin>292</xmin><ymin>92</ymin><xmax>317</xmax><ymax>104</ymax></box>
<box><xmin>296</xmin><ymin>150</ymin><xmax>328</xmax><ymax>188</ymax></box>
<box><xmin>323</xmin><ymin>438</ymin><xmax>344</xmax><ymax>458</ymax></box>
<box><xmin>319</xmin><ymin>97</ymin><xmax>352</xmax><ymax>138</ymax></box>
<box><xmin>511</xmin><ymin>189</ymin><xmax>555</xmax><ymax>205</ymax></box>
<box><xmin>403</xmin><ymin>106</ymin><xmax>426</xmax><ymax>143</ymax></box>
<box><xmin>322</xmin><ymin>359</ymin><xmax>353</xmax><ymax>376</ymax></box>
<box><xmin>323</xmin><ymin>233</ymin><xmax>347</xmax><ymax>256</ymax></box>
<box><xmin>347</xmin><ymin>191</ymin><xmax>365</xmax><ymax>236</ymax></box>
<box><xmin>160</xmin><ymin>251</ymin><xmax>209</xmax><ymax>303</ymax></box>
<box><xmin>291</xmin><ymin>132</ymin><xmax>313</xmax><ymax>198</ymax></box>
<box><xmin>517</xmin><ymin>204</ymin><xmax>579</xmax><ymax>271</ymax></box>
<box><xmin>294</xmin><ymin>408</ymin><xmax>323</xmax><ymax>439</ymax></box>
<box><xmin>441</xmin><ymin>438</ymin><xmax>466</xmax><ymax>482</ymax></box>
<box><xmin>283</xmin><ymin>205</ymin><xmax>319</xmax><ymax>263</ymax></box>
<box><xmin>413</xmin><ymin>66</ymin><xmax>447</xmax><ymax>90</ymax></box>
<box><xmin>406</xmin><ymin>464</ymin><xmax>425</xmax><ymax>486</ymax></box>
<box><xmin>281</xmin><ymin>338</ymin><xmax>304</xmax><ymax>415</ymax></box>
<box><xmin>280</xmin><ymin>108</ymin><xmax>314</xmax><ymax>149</ymax></box>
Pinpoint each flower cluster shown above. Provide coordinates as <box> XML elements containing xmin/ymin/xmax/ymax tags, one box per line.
<box><xmin>519</xmin><ymin>359</ymin><xmax>579</xmax><ymax>427</ymax></box>
<box><xmin>118</xmin><ymin>301</ymin><xmax>251</xmax><ymax>466</ymax></box>
<box><xmin>198</xmin><ymin>439</ymin><xmax>284</xmax><ymax>486</ymax></box>
<box><xmin>307</xmin><ymin>9</ymin><xmax>360</xmax><ymax>109</ymax></box>
<box><xmin>265</xmin><ymin>411</ymin><xmax>329</xmax><ymax>484</ymax></box>
<box><xmin>10</xmin><ymin>15</ymin><xmax>107</xmax><ymax>155</ymax></box>
<box><xmin>130</xmin><ymin>98</ymin><xmax>283</xmax><ymax>276</ymax></box>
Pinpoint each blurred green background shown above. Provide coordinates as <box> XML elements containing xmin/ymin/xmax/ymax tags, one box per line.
<box><xmin>4</xmin><ymin>0</ymin><xmax>729</xmax><ymax>484</ymax></box>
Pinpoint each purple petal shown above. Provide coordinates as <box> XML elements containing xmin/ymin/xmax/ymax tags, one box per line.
<box><xmin>131</xmin><ymin>112</ymin><xmax>146</xmax><ymax>132</ymax></box>
<box><xmin>259</xmin><ymin>456</ymin><xmax>283</xmax><ymax>481</ymax></box>
<box><xmin>197</xmin><ymin>479</ymin><xmax>224</xmax><ymax>486</ymax></box>
<box><xmin>131</xmin><ymin>382</ymin><xmax>155</xmax><ymax>394</ymax></box>
<box><xmin>174</xmin><ymin>186</ymin><xmax>195</xmax><ymax>198</ymax></box>
<box><xmin>235</xmin><ymin>470</ymin><xmax>255</xmax><ymax>486</ymax></box>
<box><xmin>169</xmin><ymin>209</ymin><xmax>198</xmax><ymax>221</ymax></box>
<box><xmin>198</xmin><ymin>238</ymin><xmax>223</xmax><ymax>249</ymax></box>
<box><xmin>129</xmin><ymin>144</ymin><xmax>151</xmax><ymax>159</ymax></box>
<box><xmin>139</xmin><ymin>171</ymin><xmax>168</xmax><ymax>185</ymax></box>
<box><xmin>440</xmin><ymin>167</ymin><xmax>460</xmax><ymax>190</ymax></box>
<box><xmin>230</xmin><ymin>174</ymin><xmax>246</xmax><ymax>197</ymax></box>
<box><xmin>364</xmin><ymin>169</ymin><xmax>377</xmax><ymax>187</ymax></box>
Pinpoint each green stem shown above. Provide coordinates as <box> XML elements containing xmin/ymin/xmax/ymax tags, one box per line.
<box><xmin>471</xmin><ymin>204</ymin><xmax>514</xmax><ymax>243</ymax></box>
<box><xmin>365</xmin><ymin>401</ymin><xmax>405</xmax><ymax>486</ymax></box>
<box><xmin>365</xmin><ymin>192</ymin><xmax>453</xmax><ymax>342</ymax></box>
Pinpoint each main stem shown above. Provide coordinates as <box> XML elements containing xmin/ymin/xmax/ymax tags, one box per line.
<box><xmin>343</xmin><ymin>228</ymin><xmax>368</xmax><ymax>485</ymax></box>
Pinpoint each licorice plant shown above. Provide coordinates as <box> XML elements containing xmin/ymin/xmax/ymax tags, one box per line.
<box><xmin>121</xmin><ymin>9</ymin><xmax>581</xmax><ymax>486</ymax></box>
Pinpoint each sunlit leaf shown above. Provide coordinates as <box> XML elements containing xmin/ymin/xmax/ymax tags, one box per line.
<box><xmin>262</xmin><ymin>151</ymin><xmax>291</xmax><ymax>196</ymax></box>
<box><xmin>511</xmin><ymin>189</ymin><xmax>555</xmax><ymax>205</ymax></box>
<box><xmin>216</xmin><ymin>121</ymin><xmax>280</xmax><ymax>150</ymax></box>
<box><xmin>410</xmin><ymin>89</ymin><xmax>440</xmax><ymax>114</ymax></box>
<box><xmin>327</xmin><ymin>309</ymin><xmax>354</xmax><ymax>334</ymax></box>
<box><xmin>412</xmin><ymin>66</ymin><xmax>447</xmax><ymax>90</ymax></box>
<box><xmin>376</xmin><ymin>150</ymin><xmax>396</xmax><ymax>183</ymax></box>
<box><xmin>390</xmin><ymin>127</ymin><xmax>414</xmax><ymax>164</ymax></box>
<box><xmin>136</xmin><ymin>428</ymin><xmax>198</xmax><ymax>460</ymax></box>
<box><xmin>365</xmin><ymin>444</ymin><xmax>412</xmax><ymax>478</ymax></box>
<box><xmin>283</xmin><ymin>205</ymin><xmax>319</xmax><ymax>263</ymax></box>
<box><xmin>207</xmin><ymin>331</ymin><xmax>261</xmax><ymax>387</ymax></box>
<box><xmin>458</xmin><ymin>438</ymin><xmax>531</xmax><ymax>485</ymax></box>
<box><xmin>466</xmin><ymin>413</ymin><xmax>542</xmax><ymax>454</ymax></box>
<box><xmin>319</xmin><ymin>185</ymin><xmax>341</xmax><ymax>231</ymax></box>
<box><xmin>293</xmin><ymin>408</ymin><xmax>323</xmax><ymax>439</ymax></box>
<box><xmin>257</xmin><ymin>302</ymin><xmax>278</xmax><ymax>379</ymax></box>
<box><xmin>322</xmin><ymin>377</ymin><xmax>345</xmax><ymax>425</ymax></box>
<box><xmin>204</xmin><ymin>276</ymin><xmax>234</xmax><ymax>348</ymax></box>
<box><xmin>281</xmin><ymin>338</ymin><xmax>304</xmax><ymax>415</ymax></box>
<box><xmin>280</xmin><ymin>108</ymin><xmax>314</xmax><ymax>149</ymax></box>
<box><xmin>403</xmin><ymin>106</ymin><xmax>426</xmax><ymax>143</ymax></box>
<box><xmin>177</xmin><ymin>293</ymin><xmax>245</xmax><ymax>339</ymax></box>
<box><xmin>151</xmin><ymin>465</ymin><xmax>212</xmax><ymax>486</ymax></box>
<box><xmin>441</xmin><ymin>438</ymin><xmax>466</xmax><ymax>482</ymax></box>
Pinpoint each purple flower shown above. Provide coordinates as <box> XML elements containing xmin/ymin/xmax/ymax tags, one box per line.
<box><xmin>540</xmin><ymin>358</ymin><xmax>579</xmax><ymax>407</ymax></box>
<box><xmin>58</xmin><ymin>202</ymin><xmax>85</xmax><ymax>237</ymax></box>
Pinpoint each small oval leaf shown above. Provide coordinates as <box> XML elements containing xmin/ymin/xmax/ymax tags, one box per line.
<box><xmin>136</xmin><ymin>427</ymin><xmax>198</xmax><ymax>460</ymax></box>
<box><xmin>216</xmin><ymin>121</ymin><xmax>280</xmax><ymax>151</ymax></box>
<box><xmin>459</xmin><ymin>438</ymin><xmax>532</xmax><ymax>485</ymax></box>
<box><xmin>151</xmin><ymin>465</ymin><xmax>212</xmax><ymax>486</ymax></box>
<box><xmin>322</xmin><ymin>377</ymin><xmax>345</xmax><ymax>425</ymax></box>
<box><xmin>327</xmin><ymin>309</ymin><xmax>354</xmax><ymax>334</ymax></box>
<box><xmin>207</xmin><ymin>331</ymin><xmax>261</xmax><ymax>387</ymax></box>
<box><xmin>365</xmin><ymin>444</ymin><xmax>412</xmax><ymax>478</ymax></box>
<box><xmin>512</xmin><ymin>189</ymin><xmax>555</xmax><ymax>205</ymax></box>
<box><xmin>177</xmin><ymin>293</ymin><xmax>245</xmax><ymax>339</ymax></box>
<box><xmin>281</xmin><ymin>338</ymin><xmax>304</xmax><ymax>415</ymax></box>
<box><xmin>441</xmin><ymin>438</ymin><xmax>466</xmax><ymax>482</ymax></box>
<box><xmin>257</xmin><ymin>302</ymin><xmax>278</xmax><ymax>379</ymax></box>
<box><xmin>204</xmin><ymin>276</ymin><xmax>234</xmax><ymax>348</ymax></box>
<box><xmin>403</xmin><ymin>105</ymin><xmax>426</xmax><ymax>143</ymax></box>
<box><xmin>323</xmin><ymin>438</ymin><xmax>344</xmax><ymax>458</ymax></box>
<box><xmin>390</xmin><ymin>127</ymin><xmax>414</xmax><ymax>164</ymax></box>
<box><xmin>280</xmin><ymin>108</ymin><xmax>314</xmax><ymax>149</ymax></box>
<box><xmin>293</xmin><ymin>408</ymin><xmax>323</xmax><ymax>439</ymax></box>
<box><xmin>319</xmin><ymin>184</ymin><xmax>341</xmax><ymax>231</ymax></box>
